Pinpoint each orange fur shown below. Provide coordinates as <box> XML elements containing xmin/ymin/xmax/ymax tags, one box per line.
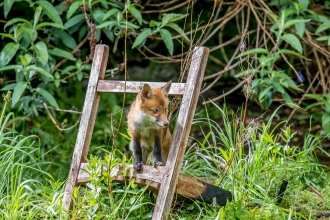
<box><xmin>127</xmin><ymin>81</ymin><xmax>172</xmax><ymax>170</ymax></box>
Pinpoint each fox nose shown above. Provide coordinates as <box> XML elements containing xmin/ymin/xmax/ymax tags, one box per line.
<box><xmin>163</xmin><ymin>122</ymin><xmax>169</xmax><ymax>126</ymax></box>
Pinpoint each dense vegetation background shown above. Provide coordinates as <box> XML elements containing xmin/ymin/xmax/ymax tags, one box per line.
<box><xmin>1</xmin><ymin>0</ymin><xmax>330</xmax><ymax>219</ymax></box>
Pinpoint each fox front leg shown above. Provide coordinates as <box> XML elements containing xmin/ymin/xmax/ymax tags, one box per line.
<box><xmin>153</xmin><ymin>136</ymin><xmax>163</xmax><ymax>167</ymax></box>
<box><xmin>133</xmin><ymin>136</ymin><xmax>144</xmax><ymax>170</ymax></box>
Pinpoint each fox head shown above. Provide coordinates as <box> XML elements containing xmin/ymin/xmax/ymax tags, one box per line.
<box><xmin>138</xmin><ymin>81</ymin><xmax>172</xmax><ymax>127</ymax></box>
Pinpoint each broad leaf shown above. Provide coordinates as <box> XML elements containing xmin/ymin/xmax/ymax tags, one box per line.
<box><xmin>275</xmin><ymin>49</ymin><xmax>310</xmax><ymax>60</ymax></box>
<box><xmin>36</xmin><ymin>1</ymin><xmax>63</xmax><ymax>26</ymax></box>
<box><xmin>102</xmin><ymin>8</ymin><xmax>120</xmax><ymax>21</ymax></box>
<box><xmin>322</xmin><ymin>113</ymin><xmax>330</xmax><ymax>134</ymax></box>
<box><xmin>4</xmin><ymin>0</ymin><xmax>15</xmax><ymax>18</ymax></box>
<box><xmin>281</xmin><ymin>34</ymin><xmax>302</xmax><ymax>53</ymax></box>
<box><xmin>64</xmin><ymin>14</ymin><xmax>85</xmax><ymax>29</ymax></box>
<box><xmin>4</xmin><ymin>18</ymin><xmax>31</xmax><ymax>30</ymax></box>
<box><xmin>0</xmin><ymin>42</ymin><xmax>20</xmax><ymax>68</ymax></box>
<box><xmin>120</xmin><ymin>21</ymin><xmax>139</xmax><ymax>29</ymax></box>
<box><xmin>0</xmin><ymin>33</ymin><xmax>15</xmax><ymax>41</ymax></box>
<box><xmin>282</xmin><ymin>91</ymin><xmax>294</xmax><ymax>108</ymax></box>
<box><xmin>129</xmin><ymin>5</ymin><xmax>142</xmax><ymax>25</ymax></box>
<box><xmin>162</xmin><ymin>13</ymin><xmax>188</xmax><ymax>25</ymax></box>
<box><xmin>149</xmin><ymin>20</ymin><xmax>161</xmax><ymax>28</ymax></box>
<box><xmin>316</xmin><ymin>21</ymin><xmax>330</xmax><ymax>34</ymax></box>
<box><xmin>0</xmin><ymin>83</ymin><xmax>16</xmax><ymax>91</ymax></box>
<box><xmin>33</xmin><ymin>6</ymin><xmax>43</xmax><ymax>32</ymax></box>
<box><xmin>49</xmin><ymin>48</ymin><xmax>76</xmax><ymax>61</ymax></box>
<box><xmin>26</xmin><ymin>65</ymin><xmax>54</xmax><ymax>79</ymax></box>
<box><xmin>36</xmin><ymin>87</ymin><xmax>59</xmax><ymax>108</ymax></box>
<box><xmin>304</xmin><ymin>94</ymin><xmax>324</xmax><ymax>102</ymax></box>
<box><xmin>51</xmin><ymin>28</ymin><xmax>79</xmax><ymax>50</ymax></box>
<box><xmin>295</xmin><ymin>21</ymin><xmax>305</xmax><ymax>38</ymax></box>
<box><xmin>165</xmin><ymin>23</ymin><xmax>190</xmax><ymax>42</ymax></box>
<box><xmin>160</xmin><ymin>29</ymin><xmax>174</xmax><ymax>55</ymax></box>
<box><xmin>36</xmin><ymin>22</ymin><xmax>65</xmax><ymax>30</ymax></box>
<box><xmin>283</xmin><ymin>19</ymin><xmax>310</xmax><ymax>30</ymax></box>
<box><xmin>316</xmin><ymin>36</ymin><xmax>330</xmax><ymax>45</ymax></box>
<box><xmin>0</xmin><ymin>65</ymin><xmax>23</xmax><ymax>72</ymax></box>
<box><xmin>259</xmin><ymin>86</ymin><xmax>273</xmax><ymax>101</ymax></box>
<box><xmin>66</xmin><ymin>1</ymin><xmax>82</xmax><ymax>20</ymax></box>
<box><xmin>12</xmin><ymin>81</ymin><xmax>27</xmax><ymax>107</ymax></box>
<box><xmin>97</xmin><ymin>21</ymin><xmax>116</xmax><ymax>29</ymax></box>
<box><xmin>298</xmin><ymin>0</ymin><xmax>309</xmax><ymax>10</ymax></box>
<box><xmin>34</xmin><ymin>41</ymin><xmax>48</xmax><ymax>65</ymax></box>
<box><xmin>132</xmin><ymin>28</ymin><xmax>152</xmax><ymax>48</ymax></box>
<box><xmin>273</xmin><ymin>82</ymin><xmax>285</xmax><ymax>93</ymax></box>
<box><xmin>20</xmin><ymin>54</ymin><xmax>32</xmax><ymax>67</ymax></box>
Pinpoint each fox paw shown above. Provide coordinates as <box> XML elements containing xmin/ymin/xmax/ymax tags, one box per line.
<box><xmin>153</xmin><ymin>161</ymin><xmax>164</xmax><ymax>168</ymax></box>
<box><xmin>133</xmin><ymin>161</ymin><xmax>144</xmax><ymax>170</ymax></box>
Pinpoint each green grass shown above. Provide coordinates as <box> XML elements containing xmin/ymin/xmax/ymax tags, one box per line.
<box><xmin>1</xmin><ymin>99</ymin><xmax>329</xmax><ymax>219</ymax></box>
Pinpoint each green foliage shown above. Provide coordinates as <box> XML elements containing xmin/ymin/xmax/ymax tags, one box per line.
<box><xmin>0</xmin><ymin>96</ymin><xmax>63</xmax><ymax>219</ymax></box>
<box><xmin>0</xmin><ymin>0</ymin><xmax>188</xmax><ymax>116</ymax></box>
<box><xmin>130</xmin><ymin>13</ymin><xmax>189</xmax><ymax>55</ymax></box>
<box><xmin>305</xmin><ymin>93</ymin><xmax>330</xmax><ymax>134</ymax></box>
<box><xmin>235</xmin><ymin>2</ymin><xmax>324</xmax><ymax>109</ymax></box>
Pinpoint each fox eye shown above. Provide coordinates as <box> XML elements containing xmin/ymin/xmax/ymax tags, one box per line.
<box><xmin>152</xmin><ymin>109</ymin><xmax>159</xmax><ymax>114</ymax></box>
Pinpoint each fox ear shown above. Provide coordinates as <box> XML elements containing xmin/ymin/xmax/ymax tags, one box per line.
<box><xmin>161</xmin><ymin>81</ymin><xmax>172</xmax><ymax>97</ymax></box>
<box><xmin>141</xmin><ymin>83</ymin><xmax>153</xmax><ymax>100</ymax></box>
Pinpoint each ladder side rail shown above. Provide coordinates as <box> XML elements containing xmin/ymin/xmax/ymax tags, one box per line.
<box><xmin>152</xmin><ymin>47</ymin><xmax>210</xmax><ymax>220</ymax></box>
<box><xmin>62</xmin><ymin>45</ymin><xmax>109</xmax><ymax>210</ymax></box>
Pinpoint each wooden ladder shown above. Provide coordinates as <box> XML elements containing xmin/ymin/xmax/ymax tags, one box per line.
<box><xmin>62</xmin><ymin>44</ymin><xmax>231</xmax><ymax>219</ymax></box>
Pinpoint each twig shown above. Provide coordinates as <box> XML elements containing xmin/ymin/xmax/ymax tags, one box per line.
<box><xmin>211</xmin><ymin>30</ymin><xmax>257</xmax><ymax>52</ymax></box>
<box><xmin>46</xmin><ymin>106</ymin><xmax>81</xmax><ymax>114</ymax></box>
<box><xmin>201</xmin><ymin>27</ymin><xmax>248</xmax><ymax>94</ymax></box>
<box><xmin>204</xmin><ymin>58</ymin><xmax>247</xmax><ymax>80</ymax></box>
<box><xmin>203</xmin><ymin>79</ymin><xmax>247</xmax><ymax>104</ymax></box>
<box><xmin>305</xmin><ymin>31</ymin><xmax>326</xmax><ymax>94</ymax></box>
<box><xmin>143</xmin><ymin>45</ymin><xmax>182</xmax><ymax>62</ymax></box>
<box><xmin>307</xmin><ymin>183</ymin><xmax>324</xmax><ymax>199</ymax></box>
<box><xmin>42</xmin><ymin>103</ymin><xmax>81</xmax><ymax>131</ymax></box>
<box><xmin>195</xmin><ymin>152</ymin><xmax>226</xmax><ymax>170</ymax></box>
<box><xmin>200</xmin><ymin>4</ymin><xmax>242</xmax><ymax>45</ymax></box>
<box><xmin>141</xmin><ymin>0</ymin><xmax>190</xmax><ymax>14</ymax></box>
<box><xmin>202</xmin><ymin>0</ymin><xmax>223</xmax><ymax>40</ymax></box>
<box><xmin>147</xmin><ymin>0</ymin><xmax>181</xmax><ymax>7</ymax></box>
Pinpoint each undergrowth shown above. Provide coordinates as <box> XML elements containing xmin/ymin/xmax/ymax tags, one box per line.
<box><xmin>1</xmin><ymin>91</ymin><xmax>329</xmax><ymax>219</ymax></box>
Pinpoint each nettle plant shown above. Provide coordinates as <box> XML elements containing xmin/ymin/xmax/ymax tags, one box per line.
<box><xmin>0</xmin><ymin>0</ymin><xmax>188</xmax><ymax>115</ymax></box>
<box><xmin>236</xmin><ymin>1</ymin><xmax>327</xmax><ymax>109</ymax></box>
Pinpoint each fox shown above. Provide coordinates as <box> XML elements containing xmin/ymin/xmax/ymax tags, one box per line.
<box><xmin>127</xmin><ymin>81</ymin><xmax>172</xmax><ymax>171</ymax></box>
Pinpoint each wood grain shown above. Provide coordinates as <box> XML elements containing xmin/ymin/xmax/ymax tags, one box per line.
<box><xmin>152</xmin><ymin>47</ymin><xmax>210</xmax><ymax>219</ymax></box>
<box><xmin>77</xmin><ymin>163</ymin><xmax>232</xmax><ymax>206</ymax></box>
<box><xmin>97</xmin><ymin>80</ymin><xmax>185</xmax><ymax>96</ymax></box>
<box><xmin>62</xmin><ymin>45</ymin><xmax>109</xmax><ymax>210</ymax></box>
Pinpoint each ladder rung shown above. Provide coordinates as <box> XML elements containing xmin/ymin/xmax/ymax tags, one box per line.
<box><xmin>97</xmin><ymin>80</ymin><xmax>186</xmax><ymax>95</ymax></box>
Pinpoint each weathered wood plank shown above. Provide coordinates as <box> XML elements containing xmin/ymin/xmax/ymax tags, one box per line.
<box><xmin>77</xmin><ymin>163</ymin><xmax>232</xmax><ymax>205</ymax></box>
<box><xmin>97</xmin><ymin>80</ymin><xmax>185</xmax><ymax>96</ymax></box>
<box><xmin>153</xmin><ymin>47</ymin><xmax>210</xmax><ymax>220</ymax></box>
<box><xmin>62</xmin><ymin>45</ymin><xmax>109</xmax><ymax>210</ymax></box>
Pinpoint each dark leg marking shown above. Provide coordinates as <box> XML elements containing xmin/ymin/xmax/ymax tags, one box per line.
<box><xmin>153</xmin><ymin>135</ymin><xmax>163</xmax><ymax>167</ymax></box>
<box><xmin>133</xmin><ymin>136</ymin><xmax>144</xmax><ymax>170</ymax></box>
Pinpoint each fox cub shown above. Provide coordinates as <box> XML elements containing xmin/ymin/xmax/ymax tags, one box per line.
<box><xmin>127</xmin><ymin>81</ymin><xmax>172</xmax><ymax>170</ymax></box>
